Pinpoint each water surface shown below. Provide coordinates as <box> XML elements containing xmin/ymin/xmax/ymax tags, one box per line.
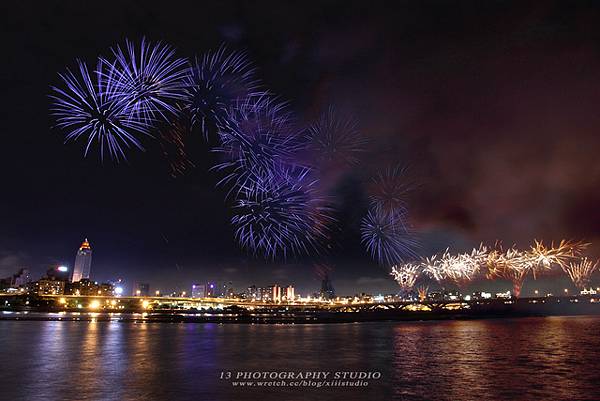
<box><xmin>1</xmin><ymin>317</ymin><xmax>599</xmax><ymax>400</ymax></box>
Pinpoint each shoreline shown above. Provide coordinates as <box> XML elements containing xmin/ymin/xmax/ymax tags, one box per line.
<box><xmin>2</xmin><ymin>307</ymin><xmax>599</xmax><ymax>324</ymax></box>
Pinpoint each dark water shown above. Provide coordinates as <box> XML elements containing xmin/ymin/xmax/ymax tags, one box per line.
<box><xmin>1</xmin><ymin>317</ymin><xmax>599</xmax><ymax>401</ymax></box>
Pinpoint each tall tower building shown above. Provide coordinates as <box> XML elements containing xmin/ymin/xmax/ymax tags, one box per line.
<box><xmin>71</xmin><ymin>239</ymin><xmax>92</xmax><ymax>282</ymax></box>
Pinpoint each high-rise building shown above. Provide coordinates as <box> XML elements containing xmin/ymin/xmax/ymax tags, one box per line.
<box><xmin>71</xmin><ymin>239</ymin><xmax>92</xmax><ymax>283</ymax></box>
<box><xmin>284</xmin><ymin>285</ymin><xmax>295</xmax><ymax>301</ymax></box>
<box><xmin>272</xmin><ymin>285</ymin><xmax>282</xmax><ymax>302</ymax></box>
<box><xmin>134</xmin><ymin>283</ymin><xmax>150</xmax><ymax>297</ymax></box>
<box><xmin>320</xmin><ymin>273</ymin><xmax>335</xmax><ymax>299</ymax></box>
<box><xmin>247</xmin><ymin>285</ymin><xmax>258</xmax><ymax>299</ymax></box>
<box><xmin>11</xmin><ymin>268</ymin><xmax>30</xmax><ymax>287</ymax></box>
<box><xmin>192</xmin><ymin>283</ymin><xmax>206</xmax><ymax>298</ymax></box>
<box><xmin>272</xmin><ymin>285</ymin><xmax>294</xmax><ymax>302</ymax></box>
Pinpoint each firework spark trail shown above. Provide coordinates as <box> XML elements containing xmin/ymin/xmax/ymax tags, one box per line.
<box><xmin>563</xmin><ymin>257</ymin><xmax>599</xmax><ymax>289</ymax></box>
<box><xmin>305</xmin><ymin>106</ymin><xmax>366</xmax><ymax>168</ymax></box>
<box><xmin>526</xmin><ymin>239</ymin><xmax>589</xmax><ymax>277</ymax></box>
<box><xmin>231</xmin><ymin>168</ymin><xmax>333</xmax><ymax>259</ymax></box>
<box><xmin>50</xmin><ymin>60</ymin><xmax>153</xmax><ymax>161</ymax></box>
<box><xmin>443</xmin><ymin>246</ymin><xmax>487</xmax><ymax>288</ymax></box>
<box><xmin>390</xmin><ymin>263</ymin><xmax>421</xmax><ymax>291</ymax></box>
<box><xmin>183</xmin><ymin>45</ymin><xmax>262</xmax><ymax>139</ymax></box>
<box><xmin>361</xmin><ymin>207</ymin><xmax>419</xmax><ymax>266</ymax></box>
<box><xmin>486</xmin><ymin>247</ymin><xmax>534</xmax><ymax>297</ymax></box>
<box><xmin>418</xmin><ymin>240</ymin><xmax>593</xmax><ymax>297</ymax></box>
<box><xmin>159</xmin><ymin>114</ymin><xmax>195</xmax><ymax>177</ymax></box>
<box><xmin>158</xmin><ymin>46</ymin><xmax>262</xmax><ymax>177</ymax></box>
<box><xmin>421</xmin><ymin>246</ymin><xmax>488</xmax><ymax>289</ymax></box>
<box><xmin>102</xmin><ymin>38</ymin><xmax>188</xmax><ymax>124</ymax></box>
<box><xmin>422</xmin><ymin>252</ymin><xmax>447</xmax><ymax>282</ymax></box>
<box><xmin>214</xmin><ymin>96</ymin><xmax>302</xmax><ymax>194</ymax></box>
<box><xmin>368</xmin><ymin>166</ymin><xmax>415</xmax><ymax>214</ymax></box>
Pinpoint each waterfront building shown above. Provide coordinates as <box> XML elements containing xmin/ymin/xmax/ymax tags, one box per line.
<box><xmin>71</xmin><ymin>239</ymin><xmax>92</xmax><ymax>283</ymax></box>
<box><xmin>33</xmin><ymin>277</ymin><xmax>65</xmax><ymax>295</ymax></box>
<box><xmin>192</xmin><ymin>283</ymin><xmax>206</xmax><ymax>298</ymax></box>
<box><xmin>206</xmin><ymin>282</ymin><xmax>216</xmax><ymax>297</ymax></box>
<box><xmin>135</xmin><ymin>283</ymin><xmax>150</xmax><ymax>296</ymax></box>
<box><xmin>284</xmin><ymin>286</ymin><xmax>295</xmax><ymax>301</ymax></box>
<box><xmin>215</xmin><ymin>281</ymin><xmax>233</xmax><ymax>298</ymax></box>
<box><xmin>257</xmin><ymin>286</ymin><xmax>274</xmax><ymax>301</ymax></box>
<box><xmin>247</xmin><ymin>285</ymin><xmax>257</xmax><ymax>299</ymax></box>
<box><xmin>67</xmin><ymin>279</ymin><xmax>114</xmax><ymax>296</ymax></box>
<box><xmin>11</xmin><ymin>268</ymin><xmax>30</xmax><ymax>287</ymax></box>
<box><xmin>271</xmin><ymin>285</ymin><xmax>294</xmax><ymax>302</ymax></box>
<box><xmin>273</xmin><ymin>285</ymin><xmax>281</xmax><ymax>302</ymax></box>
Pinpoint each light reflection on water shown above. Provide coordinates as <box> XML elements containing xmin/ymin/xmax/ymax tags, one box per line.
<box><xmin>1</xmin><ymin>317</ymin><xmax>599</xmax><ymax>401</ymax></box>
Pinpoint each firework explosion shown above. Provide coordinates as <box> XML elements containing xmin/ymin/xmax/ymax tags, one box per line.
<box><xmin>182</xmin><ymin>46</ymin><xmax>261</xmax><ymax>139</ymax></box>
<box><xmin>486</xmin><ymin>247</ymin><xmax>534</xmax><ymax>297</ymax></box>
<box><xmin>102</xmin><ymin>38</ymin><xmax>188</xmax><ymax>123</ymax></box>
<box><xmin>50</xmin><ymin>60</ymin><xmax>153</xmax><ymax>161</ymax></box>
<box><xmin>422</xmin><ymin>246</ymin><xmax>487</xmax><ymax>289</ymax></box>
<box><xmin>368</xmin><ymin>166</ymin><xmax>414</xmax><ymax>214</ymax></box>
<box><xmin>390</xmin><ymin>263</ymin><xmax>421</xmax><ymax>292</ymax></box>
<box><xmin>563</xmin><ymin>257</ymin><xmax>599</xmax><ymax>289</ymax></box>
<box><xmin>417</xmin><ymin>285</ymin><xmax>429</xmax><ymax>301</ymax></box>
<box><xmin>231</xmin><ymin>169</ymin><xmax>331</xmax><ymax>259</ymax></box>
<box><xmin>410</xmin><ymin>240</ymin><xmax>596</xmax><ymax>298</ymax></box>
<box><xmin>214</xmin><ymin>96</ymin><xmax>301</xmax><ymax>193</ymax></box>
<box><xmin>527</xmin><ymin>239</ymin><xmax>589</xmax><ymax>277</ymax></box>
<box><xmin>305</xmin><ymin>107</ymin><xmax>365</xmax><ymax>168</ymax></box>
<box><xmin>361</xmin><ymin>208</ymin><xmax>419</xmax><ymax>266</ymax></box>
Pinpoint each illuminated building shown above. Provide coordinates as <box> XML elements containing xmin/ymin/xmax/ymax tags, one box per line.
<box><xmin>71</xmin><ymin>239</ymin><xmax>92</xmax><ymax>282</ymax></box>
<box><xmin>271</xmin><ymin>285</ymin><xmax>295</xmax><ymax>302</ymax></box>
<box><xmin>134</xmin><ymin>283</ymin><xmax>150</xmax><ymax>296</ymax></box>
<box><xmin>257</xmin><ymin>286</ymin><xmax>274</xmax><ymax>301</ymax></box>
<box><xmin>206</xmin><ymin>282</ymin><xmax>216</xmax><ymax>297</ymax></box>
<box><xmin>68</xmin><ymin>279</ymin><xmax>114</xmax><ymax>296</ymax></box>
<box><xmin>192</xmin><ymin>283</ymin><xmax>206</xmax><ymax>298</ymax></box>
<box><xmin>247</xmin><ymin>285</ymin><xmax>257</xmax><ymax>299</ymax></box>
<box><xmin>33</xmin><ymin>277</ymin><xmax>65</xmax><ymax>295</ymax></box>
<box><xmin>284</xmin><ymin>285</ymin><xmax>295</xmax><ymax>301</ymax></box>
<box><xmin>272</xmin><ymin>285</ymin><xmax>281</xmax><ymax>302</ymax></box>
<box><xmin>211</xmin><ymin>281</ymin><xmax>234</xmax><ymax>298</ymax></box>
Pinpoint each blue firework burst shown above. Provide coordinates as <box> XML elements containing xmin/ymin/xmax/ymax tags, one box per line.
<box><xmin>182</xmin><ymin>45</ymin><xmax>261</xmax><ymax>138</ymax></box>
<box><xmin>102</xmin><ymin>38</ymin><xmax>188</xmax><ymax>123</ymax></box>
<box><xmin>305</xmin><ymin>106</ymin><xmax>366</xmax><ymax>167</ymax></box>
<box><xmin>214</xmin><ymin>96</ymin><xmax>302</xmax><ymax>192</ymax></box>
<box><xmin>50</xmin><ymin>60</ymin><xmax>152</xmax><ymax>161</ymax></box>
<box><xmin>361</xmin><ymin>207</ymin><xmax>419</xmax><ymax>266</ymax></box>
<box><xmin>368</xmin><ymin>165</ymin><xmax>415</xmax><ymax>214</ymax></box>
<box><xmin>232</xmin><ymin>168</ymin><xmax>332</xmax><ymax>259</ymax></box>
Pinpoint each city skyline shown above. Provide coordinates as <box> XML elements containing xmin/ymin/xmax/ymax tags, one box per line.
<box><xmin>3</xmin><ymin>235</ymin><xmax>594</xmax><ymax>299</ymax></box>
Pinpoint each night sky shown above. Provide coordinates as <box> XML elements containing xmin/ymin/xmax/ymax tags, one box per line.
<box><xmin>1</xmin><ymin>1</ymin><xmax>600</xmax><ymax>295</ymax></box>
